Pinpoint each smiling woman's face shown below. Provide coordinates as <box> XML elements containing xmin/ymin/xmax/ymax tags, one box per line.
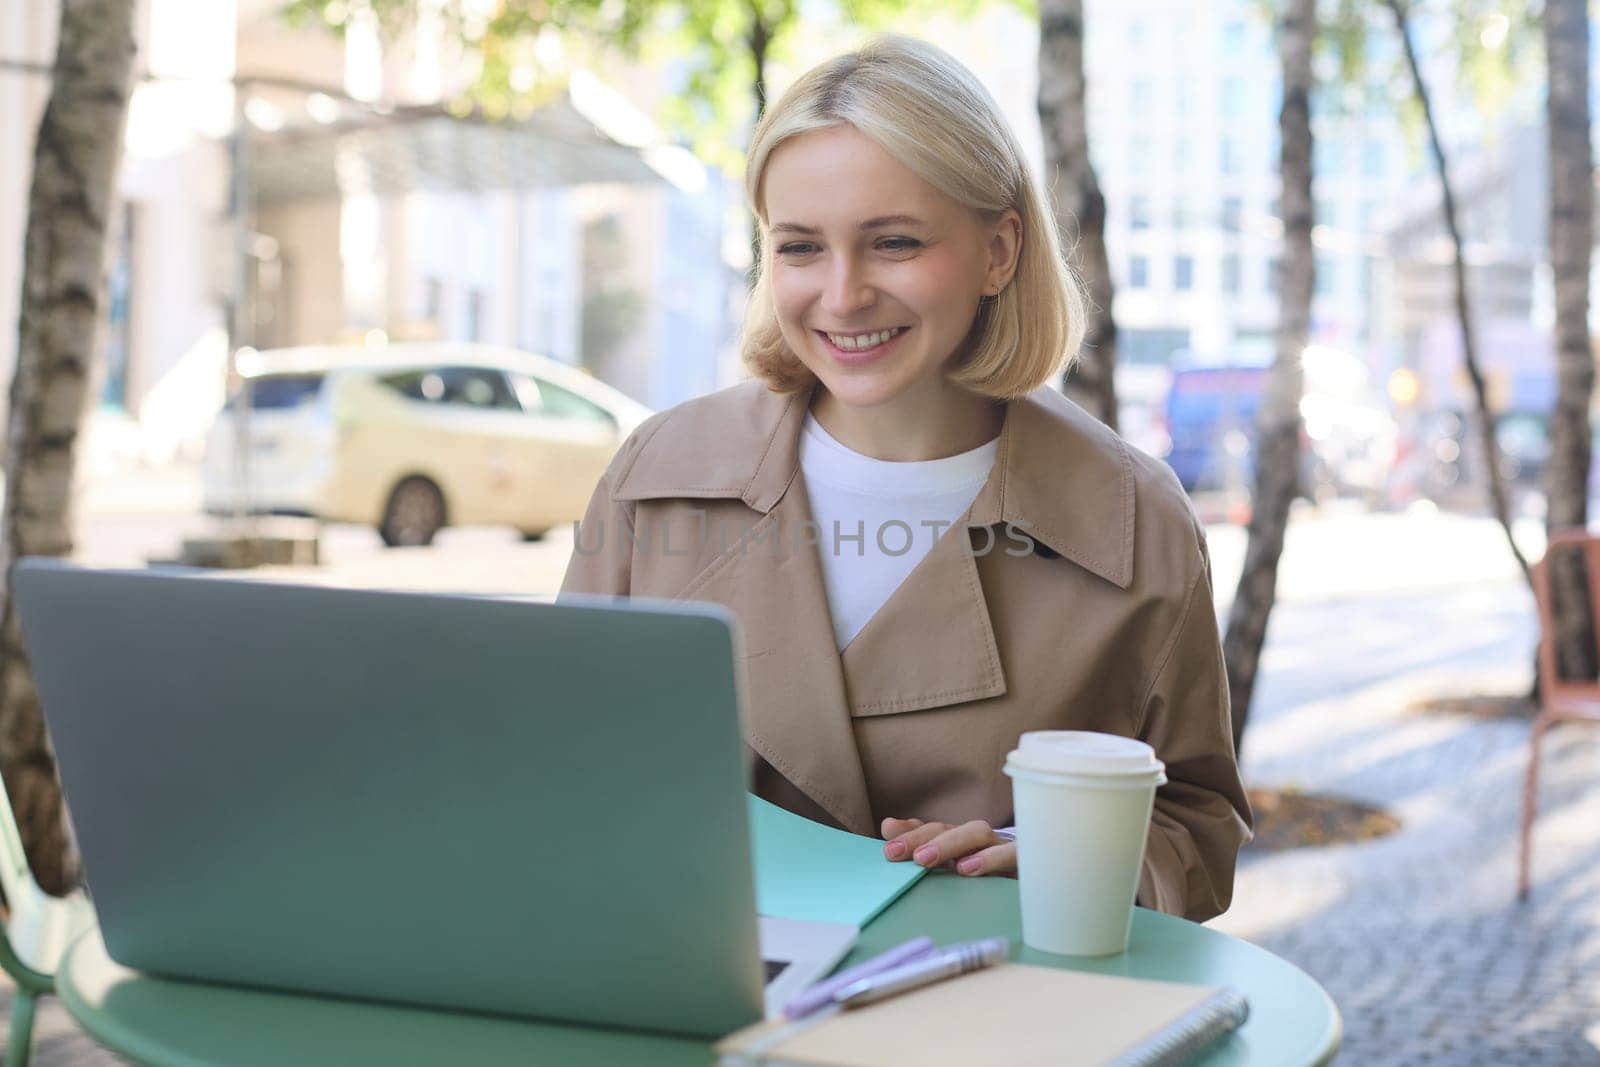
<box><xmin>760</xmin><ymin>124</ymin><xmax>1018</xmax><ymax>413</ymax></box>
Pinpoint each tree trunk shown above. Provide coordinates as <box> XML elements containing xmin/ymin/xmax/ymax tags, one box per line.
<box><xmin>745</xmin><ymin>7</ymin><xmax>771</xmax><ymax>288</ymax></box>
<box><xmin>1036</xmin><ymin>0</ymin><xmax>1118</xmax><ymax>430</ymax></box>
<box><xmin>1222</xmin><ymin>0</ymin><xmax>1314</xmax><ymax>755</ymax></box>
<box><xmin>0</xmin><ymin>0</ymin><xmax>137</xmax><ymax>895</ymax></box>
<box><xmin>1543</xmin><ymin>0</ymin><xmax>1597</xmax><ymax>681</ymax></box>
<box><xmin>749</xmin><ymin>2</ymin><xmax>770</xmax><ymax>123</ymax></box>
<box><xmin>1386</xmin><ymin>0</ymin><xmax>1533</xmax><ymax>596</ymax></box>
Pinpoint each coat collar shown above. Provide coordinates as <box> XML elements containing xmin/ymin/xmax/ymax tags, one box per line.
<box><xmin>612</xmin><ymin>379</ymin><xmax>1136</xmax><ymax>589</ymax></box>
<box><xmin>611</xmin><ymin>379</ymin><xmax>1136</xmax><ymax>834</ymax></box>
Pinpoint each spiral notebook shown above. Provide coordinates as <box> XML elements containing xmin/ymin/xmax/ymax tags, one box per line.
<box><xmin>715</xmin><ymin>963</ymin><xmax>1249</xmax><ymax>1067</ymax></box>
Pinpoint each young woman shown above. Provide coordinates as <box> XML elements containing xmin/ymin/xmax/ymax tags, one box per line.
<box><xmin>562</xmin><ymin>35</ymin><xmax>1251</xmax><ymax>921</ymax></box>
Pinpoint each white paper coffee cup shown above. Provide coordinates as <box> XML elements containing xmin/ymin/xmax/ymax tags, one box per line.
<box><xmin>1003</xmin><ymin>730</ymin><xmax>1167</xmax><ymax>957</ymax></box>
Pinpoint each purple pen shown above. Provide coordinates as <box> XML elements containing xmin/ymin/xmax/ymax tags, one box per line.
<box><xmin>782</xmin><ymin>936</ymin><xmax>937</xmax><ymax>1020</ymax></box>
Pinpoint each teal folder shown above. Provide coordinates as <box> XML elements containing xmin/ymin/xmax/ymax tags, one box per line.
<box><xmin>747</xmin><ymin>795</ymin><xmax>927</xmax><ymax>928</ymax></box>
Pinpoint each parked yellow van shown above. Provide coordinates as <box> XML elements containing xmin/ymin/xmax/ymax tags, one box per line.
<box><xmin>202</xmin><ymin>344</ymin><xmax>651</xmax><ymax>546</ymax></box>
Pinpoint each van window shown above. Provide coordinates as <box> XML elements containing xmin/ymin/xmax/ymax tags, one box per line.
<box><xmin>380</xmin><ymin>367</ymin><xmax>519</xmax><ymax>411</ymax></box>
<box><xmin>226</xmin><ymin>373</ymin><xmax>324</xmax><ymax>410</ymax></box>
<box><xmin>514</xmin><ymin>375</ymin><xmax>616</xmax><ymax>425</ymax></box>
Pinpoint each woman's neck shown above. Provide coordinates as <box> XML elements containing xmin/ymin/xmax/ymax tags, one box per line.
<box><xmin>810</xmin><ymin>381</ymin><xmax>1004</xmax><ymax>462</ymax></box>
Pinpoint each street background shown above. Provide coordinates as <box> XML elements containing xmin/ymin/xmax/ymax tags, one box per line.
<box><xmin>5</xmin><ymin>0</ymin><xmax>1600</xmax><ymax>1061</ymax></box>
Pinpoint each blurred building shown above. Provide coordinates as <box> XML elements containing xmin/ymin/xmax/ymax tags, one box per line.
<box><xmin>870</xmin><ymin>0</ymin><xmax>1417</xmax><ymax>442</ymax></box>
<box><xmin>1346</xmin><ymin>19</ymin><xmax>1600</xmax><ymax>505</ymax></box>
<box><xmin>1080</xmin><ymin>0</ymin><xmax>1414</xmax><ymax>375</ymax></box>
<box><xmin>2</xmin><ymin>0</ymin><xmax>236</xmax><ymax>470</ymax></box>
<box><xmin>0</xmin><ymin>0</ymin><xmax>735</xmax><ymax>474</ymax></box>
<box><xmin>233</xmin><ymin>0</ymin><xmax>736</xmax><ymax>412</ymax></box>
<box><xmin>1383</xmin><ymin>119</ymin><xmax>1549</xmax><ymax>416</ymax></box>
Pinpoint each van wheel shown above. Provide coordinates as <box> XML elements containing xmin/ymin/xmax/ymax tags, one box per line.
<box><xmin>379</xmin><ymin>478</ymin><xmax>445</xmax><ymax>547</ymax></box>
<box><xmin>519</xmin><ymin>529</ymin><xmax>547</xmax><ymax>543</ymax></box>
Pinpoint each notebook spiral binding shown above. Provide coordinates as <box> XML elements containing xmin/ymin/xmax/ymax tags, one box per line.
<box><xmin>1105</xmin><ymin>988</ymin><xmax>1250</xmax><ymax>1067</ymax></box>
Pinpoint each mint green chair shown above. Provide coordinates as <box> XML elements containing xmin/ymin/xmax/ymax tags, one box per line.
<box><xmin>0</xmin><ymin>783</ymin><xmax>93</xmax><ymax>1066</ymax></box>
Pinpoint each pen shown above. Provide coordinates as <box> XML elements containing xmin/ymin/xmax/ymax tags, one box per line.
<box><xmin>833</xmin><ymin>936</ymin><xmax>1009</xmax><ymax>1009</ymax></box>
<box><xmin>782</xmin><ymin>936</ymin><xmax>936</xmax><ymax>1020</ymax></box>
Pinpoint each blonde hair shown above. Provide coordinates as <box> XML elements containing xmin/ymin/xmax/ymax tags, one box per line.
<box><xmin>741</xmin><ymin>34</ymin><xmax>1085</xmax><ymax>399</ymax></box>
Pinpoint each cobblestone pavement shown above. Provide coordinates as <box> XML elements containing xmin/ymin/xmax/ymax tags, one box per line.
<box><xmin>1211</xmin><ymin>581</ymin><xmax>1600</xmax><ymax>1065</ymax></box>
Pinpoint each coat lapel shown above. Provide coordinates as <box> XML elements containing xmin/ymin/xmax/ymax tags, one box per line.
<box><xmin>839</xmin><ymin>516</ymin><xmax>1006</xmax><ymax>717</ymax></box>
<box><xmin>605</xmin><ymin>379</ymin><xmax>1138</xmax><ymax>836</ymax></box>
<box><xmin>613</xmin><ymin>382</ymin><xmax>876</xmax><ymax>836</ymax></box>
<box><xmin>674</xmin><ymin>486</ymin><xmax>877</xmax><ymax>836</ymax></box>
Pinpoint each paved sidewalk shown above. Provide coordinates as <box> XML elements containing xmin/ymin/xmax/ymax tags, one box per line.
<box><xmin>1212</xmin><ymin>641</ymin><xmax>1600</xmax><ymax>1063</ymax></box>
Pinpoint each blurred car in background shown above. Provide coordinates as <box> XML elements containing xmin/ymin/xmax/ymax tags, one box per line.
<box><xmin>1386</xmin><ymin>409</ymin><xmax>1553</xmax><ymax>513</ymax></box>
<box><xmin>203</xmin><ymin>343</ymin><xmax>651</xmax><ymax>546</ymax></box>
<box><xmin>1161</xmin><ymin>363</ymin><xmax>1267</xmax><ymax>493</ymax></box>
<box><xmin>1487</xmin><ymin>411</ymin><xmax>1551</xmax><ymax>488</ymax></box>
<box><xmin>1158</xmin><ymin>347</ymin><xmax>1395</xmax><ymax>502</ymax></box>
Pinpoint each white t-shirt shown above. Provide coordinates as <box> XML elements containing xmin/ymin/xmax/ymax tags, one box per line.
<box><xmin>799</xmin><ymin>413</ymin><xmax>999</xmax><ymax>651</ymax></box>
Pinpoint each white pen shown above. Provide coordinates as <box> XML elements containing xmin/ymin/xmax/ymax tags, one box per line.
<box><xmin>832</xmin><ymin>937</ymin><xmax>1009</xmax><ymax>1009</ymax></box>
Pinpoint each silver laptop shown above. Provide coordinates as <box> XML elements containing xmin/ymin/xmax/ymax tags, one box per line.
<box><xmin>13</xmin><ymin>559</ymin><xmax>855</xmax><ymax>1037</ymax></box>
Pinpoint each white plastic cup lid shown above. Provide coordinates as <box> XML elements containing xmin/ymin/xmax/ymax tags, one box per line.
<box><xmin>1003</xmin><ymin>730</ymin><xmax>1166</xmax><ymax>779</ymax></box>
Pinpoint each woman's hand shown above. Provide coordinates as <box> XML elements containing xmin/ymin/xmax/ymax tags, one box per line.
<box><xmin>880</xmin><ymin>817</ymin><xmax>1016</xmax><ymax>877</ymax></box>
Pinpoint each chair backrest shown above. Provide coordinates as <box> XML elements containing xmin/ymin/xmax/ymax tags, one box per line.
<box><xmin>0</xmin><ymin>767</ymin><xmax>75</xmax><ymax>975</ymax></box>
<box><xmin>0</xmin><ymin>776</ymin><xmax>39</xmax><ymax>910</ymax></box>
<box><xmin>1531</xmin><ymin>530</ymin><xmax>1600</xmax><ymax>702</ymax></box>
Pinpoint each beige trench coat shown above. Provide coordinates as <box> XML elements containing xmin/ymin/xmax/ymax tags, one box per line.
<box><xmin>560</xmin><ymin>380</ymin><xmax>1252</xmax><ymax>922</ymax></box>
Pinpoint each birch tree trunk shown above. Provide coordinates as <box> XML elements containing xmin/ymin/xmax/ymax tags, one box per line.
<box><xmin>1222</xmin><ymin>0</ymin><xmax>1314</xmax><ymax>754</ymax></box>
<box><xmin>1037</xmin><ymin>0</ymin><xmax>1118</xmax><ymax>430</ymax></box>
<box><xmin>0</xmin><ymin>0</ymin><xmax>137</xmax><ymax>894</ymax></box>
<box><xmin>1543</xmin><ymin>0</ymin><xmax>1597</xmax><ymax>681</ymax></box>
<box><xmin>1385</xmin><ymin>0</ymin><xmax>1532</xmax><ymax>592</ymax></box>
<box><xmin>746</xmin><ymin>6</ymin><xmax>771</xmax><ymax>284</ymax></box>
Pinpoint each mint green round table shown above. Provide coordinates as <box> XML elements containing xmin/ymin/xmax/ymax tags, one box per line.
<box><xmin>57</xmin><ymin>875</ymin><xmax>1340</xmax><ymax>1066</ymax></box>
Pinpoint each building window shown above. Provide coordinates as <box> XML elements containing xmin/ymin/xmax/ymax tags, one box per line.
<box><xmin>1222</xmin><ymin>20</ymin><xmax>1247</xmax><ymax>54</ymax></box>
<box><xmin>1130</xmin><ymin>255</ymin><xmax>1150</xmax><ymax>288</ymax></box>
<box><xmin>1223</xmin><ymin>254</ymin><xmax>1241</xmax><ymax>295</ymax></box>
<box><xmin>1123</xmin><ymin>328</ymin><xmax>1192</xmax><ymax>366</ymax></box>
<box><xmin>1131</xmin><ymin>137</ymin><xmax>1152</xmax><ymax>176</ymax></box>
<box><xmin>1132</xmin><ymin>78</ymin><xmax>1154</xmax><ymax>114</ymax></box>
<box><xmin>1221</xmin><ymin>139</ymin><xmax>1242</xmax><ymax>175</ymax></box>
<box><xmin>1174</xmin><ymin>255</ymin><xmax>1195</xmax><ymax>291</ymax></box>
<box><xmin>1129</xmin><ymin>195</ymin><xmax>1151</xmax><ymax>230</ymax></box>
<box><xmin>1223</xmin><ymin>78</ymin><xmax>1248</xmax><ymax>120</ymax></box>
<box><xmin>1222</xmin><ymin>196</ymin><xmax>1243</xmax><ymax>233</ymax></box>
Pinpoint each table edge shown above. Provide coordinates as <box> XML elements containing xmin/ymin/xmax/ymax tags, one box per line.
<box><xmin>57</xmin><ymin>900</ymin><xmax>1344</xmax><ymax>1067</ymax></box>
